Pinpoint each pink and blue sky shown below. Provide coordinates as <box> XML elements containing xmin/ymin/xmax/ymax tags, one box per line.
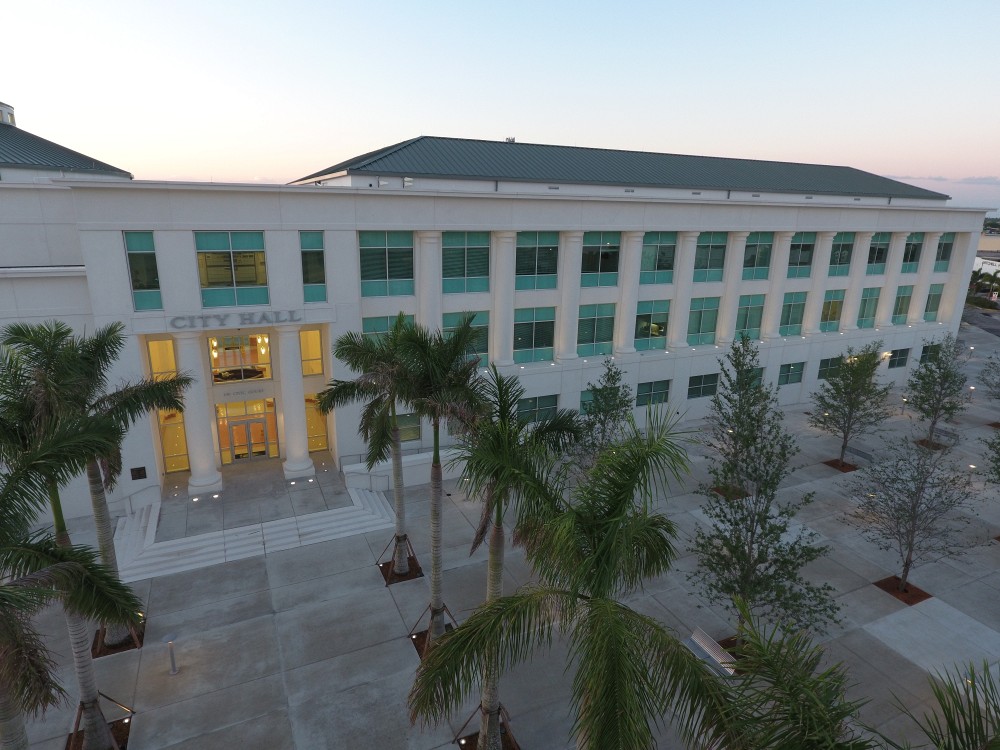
<box><xmin>6</xmin><ymin>0</ymin><xmax>998</xmax><ymax>212</ymax></box>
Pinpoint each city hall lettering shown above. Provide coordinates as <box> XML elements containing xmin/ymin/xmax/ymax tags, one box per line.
<box><xmin>168</xmin><ymin>310</ymin><xmax>303</xmax><ymax>330</ymax></box>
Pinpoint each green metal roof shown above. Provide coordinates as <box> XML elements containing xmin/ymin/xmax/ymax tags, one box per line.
<box><xmin>293</xmin><ymin>136</ymin><xmax>948</xmax><ymax>200</ymax></box>
<box><xmin>0</xmin><ymin>123</ymin><xmax>132</xmax><ymax>178</ymax></box>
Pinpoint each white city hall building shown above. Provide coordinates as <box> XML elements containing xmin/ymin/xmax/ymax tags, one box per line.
<box><xmin>0</xmin><ymin>101</ymin><xmax>987</xmax><ymax>520</ymax></box>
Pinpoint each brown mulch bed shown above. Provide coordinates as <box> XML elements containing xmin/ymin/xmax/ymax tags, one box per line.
<box><xmin>91</xmin><ymin>622</ymin><xmax>145</xmax><ymax>659</ymax></box>
<box><xmin>712</xmin><ymin>485</ymin><xmax>747</xmax><ymax>501</ymax></box>
<box><xmin>65</xmin><ymin>717</ymin><xmax>131</xmax><ymax>750</ymax></box>
<box><xmin>823</xmin><ymin>459</ymin><xmax>858</xmax><ymax>473</ymax></box>
<box><xmin>873</xmin><ymin>576</ymin><xmax>932</xmax><ymax>606</ymax></box>
<box><xmin>914</xmin><ymin>438</ymin><xmax>948</xmax><ymax>451</ymax></box>
<box><xmin>409</xmin><ymin>624</ymin><xmax>454</xmax><ymax>658</ymax></box>
<box><xmin>989</xmin><ymin>422</ymin><xmax>1000</xmax><ymax>429</ymax></box>
<box><xmin>378</xmin><ymin>556</ymin><xmax>424</xmax><ymax>586</ymax></box>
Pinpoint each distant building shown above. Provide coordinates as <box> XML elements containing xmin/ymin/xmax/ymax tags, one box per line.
<box><xmin>0</xmin><ymin>103</ymin><xmax>986</xmax><ymax>519</ymax></box>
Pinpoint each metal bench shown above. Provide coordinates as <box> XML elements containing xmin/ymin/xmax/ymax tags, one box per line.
<box><xmin>844</xmin><ymin>444</ymin><xmax>874</xmax><ymax>463</ymax></box>
<box><xmin>932</xmin><ymin>426</ymin><xmax>959</xmax><ymax>445</ymax></box>
<box><xmin>684</xmin><ymin>627</ymin><xmax>736</xmax><ymax>676</ymax></box>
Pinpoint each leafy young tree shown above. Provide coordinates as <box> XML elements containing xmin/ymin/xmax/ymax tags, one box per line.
<box><xmin>848</xmin><ymin>437</ymin><xmax>974</xmax><ymax>592</ymax></box>
<box><xmin>454</xmin><ymin>365</ymin><xmax>580</xmax><ymax>750</ymax></box>
<box><xmin>410</xmin><ymin>410</ymin><xmax>723</xmax><ymax>750</ymax></box>
<box><xmin>318</xmin><ymin>312</ymin><xmax>415</xmax><ymax>576</ymax></box>
<box><xmin>399</xmin><ymin>315</ymin><xmax>484</xmax><ymax>650</ymax></box>
<box><xmin>907</xmin><ymin>333</ymin><xmax>970</xmax><ymax>447</ymax></box>
<box><xmin>2</xmin><ymin>320</ymin><xmax>190</xmax><ymax>645</ymax></box>
<box><xmin>573</xmin><ymin>358</ymin><xmax>633</xmax><ymax>471</ymax></box>
<box><xmin>689</xmin><ymin>337</ymin><xmax>839</xmax><ymax>631</ymax></box>
<box><xmin>808</xmin><ymin>341</ymin><xmax>893</xmax><ymax>466</ymax></box>
<box><xmin>979</xmin><ymin>350</ymin><xmax>1000</xmax><ymax>401</ymax></box>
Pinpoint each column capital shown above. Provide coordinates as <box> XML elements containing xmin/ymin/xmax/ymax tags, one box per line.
<box><xmin>492</xmin><ymin>230</ymin><xmax>517</xmax><ymax>241</ymax></box>
<box><xmin>817</xmin><ymin>230</ymin><xmax>837</xmax><ymax>240</ymax></box>
<box><xmin>274</xmin><ymin>324</ymin><xmax>302</xmax><ymax>335</ymax></box>
<box><xmin>562</xmin><ymin>230</ymin><xmax>584</xmax><ymax>241</ymax></box>
<box><xmin>729</xmin><ymin>230</ymin><xmax>751</xmax><ymax>241</ymax></box>
<box><xmin>171</xmin><ymin>330</ymin><xmax>204</xmax><ymax>341</ymax></box>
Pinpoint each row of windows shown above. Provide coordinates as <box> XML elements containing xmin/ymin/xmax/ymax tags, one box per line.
<box><xmin>123</xmin><ymin>230</ymin><xmax>958</xmax><ymax>311</ymax></box>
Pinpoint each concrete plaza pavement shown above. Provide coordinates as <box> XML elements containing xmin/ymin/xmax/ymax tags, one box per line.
<box><xmin>22</xmin><ymin>318</ymin><xmax>1000</xmax><ymax>749</ymax></box>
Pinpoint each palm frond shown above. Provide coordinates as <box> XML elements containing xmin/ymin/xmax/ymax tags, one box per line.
<box><xmin>903</xmin><ymin>662</ymin><xmax>1000</xmax><ymax>750</ymax></box>
<box><xmin>0</xmin><ymin>607</ymin><xmax>66</xmax><ymax>716</ymax></box>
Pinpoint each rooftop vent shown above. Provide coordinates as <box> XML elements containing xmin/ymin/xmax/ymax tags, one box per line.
<box><xmin>0</xmin><ymin>102</ymin><xmax>15</xmax><ymax>127</ymax></box>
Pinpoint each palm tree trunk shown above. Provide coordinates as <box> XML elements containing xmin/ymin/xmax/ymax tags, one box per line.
<box><xmin>85</xmin><ymin>461</ymin><xmax>131</xmax><ymax>647</ymax></box>
<box><xmin>427</xmin><ymin>422</ymin><xmax>445</xmax><ymax>647</ymax></box>
<box><xmin>47</xmin><ymin>481</ymin><xmax>70</xmax><ymax>548</ymax></box>
<box><xmin>477</xmin><ymin>499</ymin><xmax>505</xmax><ymax>750</ymax></box>
<box><xmin>389</xmin><ymin>425</ymin><xmax>409</xmax><ymax>576</ymax></box>
<box><xmin>67</xmin><ymin>612</ymin><xmax>115</xmax><ymax>750</ymax></box>
<box><xmin>0</xmin><ymin>684</ymin><xmax>29</xmax><ymax>750</ymax></box>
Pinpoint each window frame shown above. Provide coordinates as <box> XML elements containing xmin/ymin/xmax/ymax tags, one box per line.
<box><xmin>866</xmin><ymin>232</ymin><xmax>890</xmax><ymax>275</ymax></box>
<box><xmin>778</xmin><ymin>362</ymin><xmax>805</xmax><ymax>386</ymax></box>
<box><xmin>581</xmin><ymin>231</ymin><xmax>621</xmax><ymax>287</ymax></box>
<box><xmin>196</xmin><ymin>231</ymin><xmax>269</xmax><ymax>307</ymax></box>
<box><xmin>513</xmin><ymin>307</ymin><xmax>556</xmax><ymax>363</ymax></box>
<box><xmin>820</xmin><ymin>289</ymin><xmax>846</xmax><ymax>332</ymax></box>
<box><xmin>693</xmin><ymin>232</ymin><xmax>727</xmax><ymax>282</ymax></box>
<box><xmin>887</xmin><ymin>348</ymin><xmax>910</xmax><ymax>369</ymax></box>
<box><xmin>891</xmin><ymin>285</ymin><xmax>914</xmax><ymax>325</ymax></box>
<box><xmin>442</xmin><ymin>231</ymin><xmax>490</xmax><ymax>294</ymax></box>
<box><xmin>857</xmin><ymin>287</ymin><xmax>880</xmax><ymax>329</ymax></box>
<box><xmin>735</xmin><ymin>294</ymin><xmax>765</xmax><ymax>340</ymax></box>
<box><xmin>787</xmin><ymin>232</ymin><xmax>816</xmax><ymax>278</ymax></box>
<box><xmin>636</xmin><ymin>379</ymin><xmax>670</xmax><ymax>406</ymax></box>
<box><xmin>687</xmin><ymin>296</ymin><xmax>720</xmax><ymax>346</ymax></box>
<box><xmin>687</xmin><ymin>373</ymin><xmax>719</xmax><ymax>399</ymax></box>
<box><xmin>515</xmin><ymin>231</ymin><xmax>559</xmax><ymax>290</ymax></box>
<box><xmin>640</xmin><ymin>232</ymin><xmax>676</xmax><ymax>285</ymax></box>
<box><xmin>124</xmin><ymin>231</ymin><xmax>162</xmax><ymax>311</ymax></box>
<box><xmin>742</xmin><ymin>231</ymin><xmax>773</xmax><ymax>280</ymax></box>
<box><xmin>359</xmin><ymin>231</ymin><xmax>415</xmax><ymax>297</ymax></box>
<box><xmin>779</xmin><ymin>291</ymin><xmax>807</xmax><ymax>336</ymax></box>
<box><xmin>634</xmin><ymin>299</ymin><xmax>669</xmax><ymax>351</ymax></box>
<box><xmin>828</xmin><ymin>232</ymin><xmax>854</xmax><ymax>277</ymax></box>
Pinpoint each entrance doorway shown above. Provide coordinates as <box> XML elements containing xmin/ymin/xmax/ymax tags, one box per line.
<box><xmin>217</xmin><ymin>399</ymin><xmax>279</xmax><ymax>465</ymax></box>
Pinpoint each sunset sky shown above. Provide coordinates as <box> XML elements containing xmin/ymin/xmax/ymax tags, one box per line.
<box><xmin>6</xmin><ymin>0</ymin><xmax>998</xmax><ymax>212</ymax></box>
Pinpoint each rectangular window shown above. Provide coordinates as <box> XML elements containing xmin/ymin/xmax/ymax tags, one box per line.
<box><xmin>866</xmin><ymin>232</ymin><xmax>890</xmax><ymax>275</ymax></box>
<box><xmin>901</xmin><ymin>232</ymin><xmax>923</xmax><ymax>274</ymax></box>
<box><xmin>857</xmin><ymin>287</ymin><xmax>880</xmax><ymax>328</ymax></box>
<box><xmin>887</xmin><ymin>348</ymin><xmax>910</xmax><ymax>369</ymax></box>
<box><xmin>640</xmin><ymin>232</ymin><xmax>676</xmax><ymax>284</ymax></box>
<box><xmin>580</xmin><ymin>390</ymin><xmax>594</xmax><ymax>415</ymax></box>
<box><xmin>779</xmin><ymin>291</ymin><xmax>807</xmax><ymax>336</ymax></box>
<box><xmin>513</xmin><ymin>307</ymin><xmax>556</xmax><ymax>363</ymax></box>
<box><xmin>820</xmin><ymin>289</ymin><xmax>846</xmax><ymax>332</ymax></box>
<box><xmin>636</xmin><ymin>379</ymin><xmax>670</xmax><ymax>406</ymax></box>
<box><xmin>196</xmin><ymin>231</ymin><xmax>269</xmax><ymax>307</ymax></box>
<box><xmin>635</xmin><ymin>299</ymin><xmax>669</xmax><ymax>351</ymax></box>
<box><xmin>397</xmin><ymin>413</ymin><xmax>421</xmax><ymax>442</ymax></box>
<box><xmin>577</xmin><ymin>303</ymin><xmax>615</xmax><ymax>356</ymax></box>
<box><xmin>517</xmin><ymin>395</ymin><xmax>558</xmax><ymax>423</ymax></box>
<box><xmin>687</xmin><ymin>297</ymin><xmax>720</xmax><ymax>346</ymax></box>
<box><xmin>581</xmin><ymin>231</ymin><xmax>620</xmax><ymax>287</ymax></box>
<box><xmin>124</xmin><ymin>231</ymin><xmax>162</xmax><ymax>310</ymax></box>
<box><xmin>148</xmin><ymin>339</ymin><xmax>188</xmax><ymax>472</ymax></box>
<box><xmin>829</xmin><ymin>232</ymin><xmax>854</xmax><ymax>277</ymax></box>
<box><xmin>920</xmin><ymin>343</ymin><xmax>941</xmax><ymax>364</ymax></box>
<box><xmin>687</xmin><ymin>373</ymin><xmax>719</xmax><ymax>399</ymax></box>
<box><xmin>442</xmin><ymin>231</ymin><xmax>490</xmax><ymax>294</ymax></box>
<box><xmin>892</xmin><ymin>285</ymin><xmax>914</xmax><ymax>325</ymax></box>
<box><xmin>209</xmin><ymin>333</ymin><xmax>272</xmax><ymax>383</ymax></box>
<box><xmin>359</xmin><ymin>231</ymin><xmax>414</xmax><ymax>297</ymax></box>
<box><xmin>924</xmin><ymin>283</ymin><xmax>945</xmax><ymax>322</ymax></box>
<box><xmin>818</xmin><ymin>357</ymin><xmax>842</xmax><ymax>380</ymax></box>
<box><xmin>362</xmin><ymin>314</ymin><xmax>415</xmax><ymax>342</ymax></box>
<box><xmin>742</xmin><ymin>231</ymin><xmax>772</xmax><ymax>280</ymax></box>
<box><xmin>778</xmin><ymin>362</ymin><xmax>805</xmax><ymax>386</ymax></box>
<box><xmin>735</xmin><ymin>294</ymin><xmax>765</xmax><ymax>340</ymax></box>
<box><xmin>443</xmin><ymin>311</ymin><xmax>489</xmax><ymax>355</ymax></box>
<box><xmin>935</xmin><ymin>232</ymin><xmax>954</xmax><ymax>272</ymax></box>
<box><xmin>300</xmin><ymin>329</ymin><xmax>323</xmax><ymax>376</ymax></box>
<box><xmin>787</xmin><ymin>232</ymin><xmax>816</xmax><ymax>278</ymax></box>
<box><xmin>299</xmin><ymin>231</ymin><xmax>327</xmax><ymax>303</ymax></box>
<box><xmin>694</xmin><ymin>232</ymin><xmax>727</xmax><ymax>282</ymax></box>
<box><xmin>515</xmin><ymin>231</ymin><xmax>559</xmax><ymax>290</ymax></box>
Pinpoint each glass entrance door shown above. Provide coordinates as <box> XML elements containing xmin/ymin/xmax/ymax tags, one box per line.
<box><xmin>230</xmin><ymin>419</ymin><xmax>268</xmax><ymax>461</ymax></box>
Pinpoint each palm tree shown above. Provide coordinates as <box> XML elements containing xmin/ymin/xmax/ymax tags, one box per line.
<box><xmin>398</xmin><ymin>315</ymin><xmax>484</xmax><ymax>651</ymax></box>
<box><xmin>411</xmin><ymin>409</ymin><xmax>723</xmax><ymax>749</ymax></box>
<box><xmin>895</xmin><ymin>662</ymin><xmax>1000</xmax><ymax>749</ymax></box>
<box><xmin>318</xmin><ymin>312</ymin><xmax>415</xmax><ymax>577</ymax></box>
<box><xmin>456</xmin><ymin>366</ymin><xmax>580</xmax><ymax>749</ymax></box>
<box><xmin>0</xmin><ymin>535</ymin><xmax>143</xmax><ymax>750</ymax></box>
<box><xmin>2</xmin><ymin>320</ymin><xmax>190</xmax><ymax>645</ymax></box>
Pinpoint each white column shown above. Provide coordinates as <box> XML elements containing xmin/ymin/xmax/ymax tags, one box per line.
<box><xmin>172</xmin><ymin>332</ymin><xmax>223</xmax><ymax>495</ymax></box>
<box><xmin>802</xmin><ymin>231</ymin><xmax>836</xmax><ymax>334</ymax></box>
<box><xmin>556</xmin><ymin>231</ymin><xmax>583</xmax><ymax>362</ymax></box>
<box><xmin>276</xmin><ymin>325</ymin><xmax>315</xmax><ymax>479</ymax></box>
<box><xmin>614</xmin><ymin>231</ymin><xmax>644</xmax><ymax>354</ymax></box>
<box><xmin>841</xmin><ymin>231</ymin><xmax>874</xmax><ymax>331</ymax></box>
<box><xmin>491</xmin><ymin>231</ymin><xmax>516</xmax><ymax>366</ymax></box>
<box><xmin>760</xmin><ymin>231</ymin><xmax>793</xmax><ymax>339</ymax></box>
<box><xmin>876</xmin><ymin>231</ymin><xmax>908</xmax><ymax>327</ymax></box>
<box><xmin>667</xmin><ymin>231</ymin><xmax>698</xmax><ymax>348</ymax></box>
<box><xmin>415</xmin><ymin>230</ymin><xmax>442</xmax><ymax>330</ymax></box>
<box><xmin>716</xmin><ymin>231</ymin><xmax>749</xmax><ymax>345</ymax></box>
<box><xmin>908</xmin><ymin>232</ymin><xmax>942</xmax><ymax>324</ymax></box>
<box><xmin>939</xmin><ymin>231</ymin><xmax>977</xmax><ymax>326</ymax></box>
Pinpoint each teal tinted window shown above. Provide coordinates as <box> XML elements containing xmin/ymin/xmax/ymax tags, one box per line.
<box><xmin>778</xmin><ymin>362</ymin><xmax>804</xmax><ymax>386</ymax></box>
<box><xmin>742</xmin><ymin>232</ymin><xmax>772</xmax><ymax>280</ymax></box>
<box><xmin>581</xmin><ymin>232</ymin><xmax>620</xmax><ymax>287</ymax></box>
<box><xmin>687</xmin><ymin>297</ymin><xmax>720</xmax><ymax>345</ymax></box>
<box><xmin>196</xmin><ymin>231</ymin><xmax>268</xmax><ymax>308</ymax></box>
<box><xmin>867</xmin><ymin>232</ymin><xmax>890</xmax><ymax>275</ymax></box>
<box><xmin>694</xmin><ymin>232</ymin><xmax>727</xmax><ymax>282</ymax></box>
<box><xmin>641</xmin><ymin>232</ymin><xmax>676</xmax><ymax>284</ymax></box>
<box><xmin>735</xmin><ymin>294</ymin><xmax>765</xmax><ymax>339</ymax></box>
<box><xmin>924</xmin><ymin>283</ymin><xmax>944</xmax><ymax>321</ymax></box>
<box><xmin>513</xmin><ymin>307</ymin><xmax>556</xmax><ymax>363</ymax></box>
<box><xmin>818</xmin><ymin>357</ymin><xmax>842</xmax><ymax>380</ymax></box>
<box><xmin>857</xmin><ymin>287</ymin><xmax>880</xmax><ymax>328</ymax></box>
<box><xmin>635</xmin><ymin>299</ymin><xmax>669</xmax><ymax>351</ymax></box>
<box><xmin>443</xmin><ymin>310</ymin><xmax>489</xmax><ymax>355</ymax></box>
<box><xmin>902</xmin><ymin>232</ymin><xmax>923</xmax><ymax>273</ymax></box>
<box><xmin>779</xmin><ymin>291</ymin><xmax>807</xmax><ymax>336</ymax></box>
<box><xmin>518</xmin><ymin>395</ymin><xmax>558</xmax><ymax>423</ymax></box>
<box><xmin>935</xmin><ymin>233</ymin><xmax>954</xmax><ymax>272</ymax></box>
<box><xmin>124</xmin><ymin>231</ymin><xmax>161</xmax><ymax>310</ymax></box>
<box><xmin>887</xmin><ymin>348</ymin><xmax>909</xmax><ymax>369</ymax></box>
<box><xmin>442</xmin><ymin>232</ymin><xmax>490</xmax><ymax>293</ymax></box>
<box><xmin>362</xmin><ymin>314</ymin><xmax>415</xmax><ymax>342</ymax></box>
<box><xmin>892</xmin><ymin>285</ymin><xmax>913</xmax><ymax>324</ymax></box>
<box><xmin>687</xmin><ymin>373</ymin><xmax>719</xmax><ymax>399</ymax></box>
<box><xmin>515</xmin><ymin>231</ymin><xmax>559</xmax><ymax>290</ymax></box>
<box><xmin>787</xmin><ymin>232</ymin><xmax>815</xmax><ymax>278</ymax></box>
<box><xmin>820</xmin><ymin>289</ymin><xmax>846</xmax><ymax>332</ymax></box>
<box><xmin>300</xmin><ymin>231</ymin><xmax>326</xmax><ymax>303</ymax></box>
<box><xmin>636</xmin><ymin>379</ymin><xmax>670</xmax><ymax>406</ymax></box>
<box><xmin>829</xmin><ymin>232</ymin><xmax>854</xmax><ymax>277</ymax></box>
<box><xmin>359</xmin><ymin>231</ymin><xmax>414</xmax><ymax>297</ymax></box>
<box><xmin>577</xmin><ymin>303</ymin><xmax>615</xmax><ymax>357</ymax></box>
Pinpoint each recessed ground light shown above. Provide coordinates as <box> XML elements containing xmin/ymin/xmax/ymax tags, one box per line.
<box><xmin>192</xmin><ymin>497</ymin><xmax>199</xmax><ymax>502</ymax></box>
<box><xmin>970</xmin><ymin>464</ymin><xmax>977</xmax><ymax>469</ymax></box>
<box><xmin>212</xmin><ymin>494</ymin><xmax>219</xmax><ymax>499</ymax></box>
<box><xmin>290</xmin><ymin>481</ymin><xmax>296</xmax><ymax>485</ymax></box>
<box><xmin>308</xmin><ymin>478</ymin><xmax>314</xmax><ymax>483</ymax></box>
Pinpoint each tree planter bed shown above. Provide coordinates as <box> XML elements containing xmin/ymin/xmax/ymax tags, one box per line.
<box><xmin>378</xmin><ymin>557</ymin><xmax>424</xmax><ymax>586</ymax></box>
<box><xmin>65</xmin><ymin>717</ymin><xmax>131</xmax><ymax>750</ymax></box>
<box><xmin>873</xmin><ymin>576</ymin><xmax>932</xmax><ymax>606</ymax></box>
<box><xmin>823</xmin><ymin>459</ymin><xmax>858</xmax><ymax>473</ymax></box>
<box><xmin>409</xmin><ymin>624</ymin><xmax>454</xmax><ymax>658</ymax></box>
<box><xmin>92</xmin><ymin>622</ymin><xmax>145</xmax><ymax>659</ymax></box>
